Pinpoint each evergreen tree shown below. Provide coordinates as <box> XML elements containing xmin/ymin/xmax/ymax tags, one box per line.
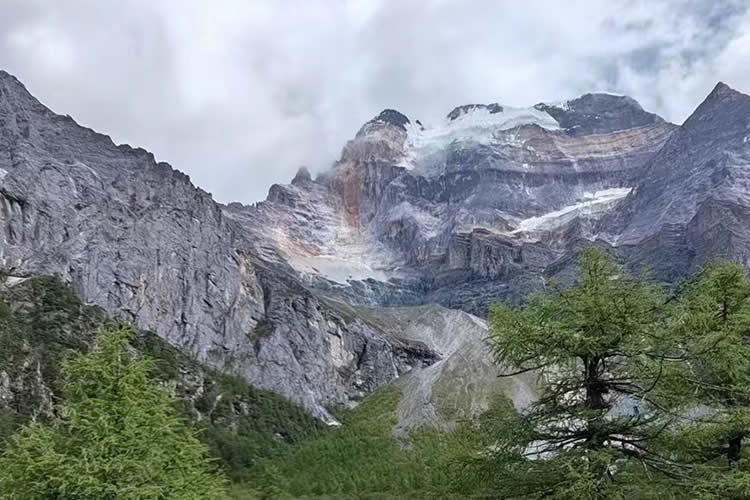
<box><xmin>664</xmin><ymin>261</ymin><xmax>750</xmax><ymax>497</ymax></box>
<box><xmin>0</xmin><ymin>326</ymin><xmax>229</xmax><ymax>500</ymax></box>
<box><xmin>257</xmin><ymin>464</ymin><xmax>291</xmax><ymax>500</ymax></box>
<box><xmin>475</xmin><ymin>248</ymin><xmax>684</xmax><ymax>498</ymax></box>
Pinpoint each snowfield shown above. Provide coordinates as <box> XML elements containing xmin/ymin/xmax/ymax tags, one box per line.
<box><xmin>511</xmin><ymin>188</ymin><xmax>632</xmax><ymax>235</ymax></box>
<box><xmin>399</xmin><ymin>105</ymin><xmax>560</xmax><ymax>170</ymax></box>
<box><xmin>287</xmin><ymin>252</ymin><xmax>390</xmax><ymax>285</ymax></box>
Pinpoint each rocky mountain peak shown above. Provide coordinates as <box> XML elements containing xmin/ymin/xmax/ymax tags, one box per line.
<box><xmin>0</xmin><ymin>69</ymin><xmax>26</xmax><ymax>91</ymax></box>
<box><xmin>291</xmin><ymin>166</ymin><xmax>313</xmax><ymax>185</ymax></box>
<box><xmin>708</xmin><ymin>81</ymin><xmax>735</xmax><ymax>98</ymax></box>
<box><xmin>0</xmin><ymin>69</ymin><xmax>47</xmax><ymax>116</ymax></box>
<box><xmin>370</xmin><ymin>109</ymin><xmax>410</xmax><ymax>130</ymax></box>
<box><xmin>681</xmin><ymin>81</ymin><xmax>750</xmax><ymax>134</ymax></box>
<box><xmin>446</xmin><ymin>103</ymin><xmax>503</xmax><ymax>120</ymax></box>
<box><xmin>602</xmin><ymin>82</ymin><xmax>750</xmax><ymax>256</ymax></box>
<box><xmin>535</xmin><ymin>92</ymin><xmax>665</xmax><ymax>136</ymax></box>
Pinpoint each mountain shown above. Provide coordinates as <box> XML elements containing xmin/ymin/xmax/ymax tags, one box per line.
<box><xmin>236</xmin><ymin>90</ymin><xmax>676</xmax><ymax>316</ymax></box>
<box><xmin>604</xmin><ymin>82</ymin><xmax>750</xmax><ymax>279</ymax></box>
<box><xmin>0</xmin><ymin>69</ymin><xmax>428</xmax><ymax>423</ymax></box>
<box><xmin>2</xmin><ymin>69</ymin><xmax>750</xmax><ymax>429</ymax></box>
<box><xmin>0</xmin><ymin>274</ymin><xmax>326</xmax><ymax>480</ymax></box>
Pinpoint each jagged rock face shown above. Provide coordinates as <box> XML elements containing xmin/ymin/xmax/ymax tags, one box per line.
<box><xmin>0</xmin><ymin>275</ymin><xmax>327</xmax><ymax>452</ymax></box>
<box><xmin>3</xmin><ymin>67</ymin><xmax>750</xmax><ymax>423</ymax></box>
<box><xmin>245</xmin><ymin>92</ymin><xmax>677</xmax><ymax>312</ymax></box>
<box><xmin>447</xmin><ymin>103</ymin><xmax>504</xmax><ymax>120</ymax></box>
<box><xmin>534</xmin><ymin>93</ymin><xmax>665</xmax><ymax>136</ymax></box>
<box><xmin>605</xmin><ymin>83</ymin><xmax>750</xmax><ymax>277</ymax></box>
<box><xmin>238</xmin><ymin>265</ymin><xmax>437</xmax><ymax>420</ymax></box>
<box><xmin>0</xmin><ymin>70</ymin><xmax>435</xmax><ymax>422</ymax></box>
<box><xmin>0</xmin><ymin>71</ymin><xmax>254</xmax><ymax>353</ymax></box>
<box><xmin>245</xmin><ymin>84</ymin><xmax>748</xmax><ymax>316</ymax></box>
<box><xmin>382</xmin><ymin>304</ymin><xmax>536</xmax><ymax>435</ymax></box>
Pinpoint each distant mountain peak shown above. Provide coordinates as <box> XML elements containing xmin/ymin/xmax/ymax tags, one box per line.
<box><xmin>0</xmin><ymin>69</ymin><xmax>18</xmax><ymax>82</ymax></box>
<box><xmin>372</xmin><ymin>109</ymin><xmax>410</xmax><ymax>130</ymax></box>
<box><xmin>698</xmin><ymin>81</ymin><xmax>746</xmax><ymax>107</ymax></box>
<box><xmin>0</xmin><ymin>70</ymin><xmax>34</xmax><ymax>100</ymax></box>
<box><xmin>291</xmin><ymin>166</ymin><xmax>313</xmax><ymax>185</ymax></box>
<box><xmin>0</xmin><ymin>70</ymin><xmax>58</xmax><ymax>127</ymax></box>
<box><xmin>446</xmin><ymin>103</ymin><xmax>503</xmax><ymax>120</ymax></box>
<box><xmin>710</xmin><ymin>81</ymin><xmax>733</xmax><ymax>95</ymax></box>
<box><xmin>535</xmin><ymin>92</ymin><xmax>666</xmax><ymax>136</ymax></box>
<box><xmin>682</xmin><ymin>81</ymin><xmax>750</xmax><ymax>131</ymax></box>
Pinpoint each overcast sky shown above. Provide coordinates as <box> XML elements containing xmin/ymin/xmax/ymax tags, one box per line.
<box><xmin>2</xmin><ymin>0</ymin><xmax>750</xmax><ymax>203</ymax></box>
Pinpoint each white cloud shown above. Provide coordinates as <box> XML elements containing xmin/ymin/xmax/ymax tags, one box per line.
<box><xmin>1</xmin><ymin>0</ymin><xmax>749</xmax><ymax>203</ymax></box>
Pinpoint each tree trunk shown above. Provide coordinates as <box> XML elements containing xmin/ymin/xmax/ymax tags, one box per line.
<box><xmin>728</xmin><ymin>434</ymin><xmax>743</xmax><ymax>465</ymax></box>
<box><xmin>584</xmin><ymin>357</ymin><xmax>608</xmax><ymax>450</ymax></box>
<box><xmin>585</xmin><ymin>357</ymin><xmax>607</xmax><ymax>410</ymax></box>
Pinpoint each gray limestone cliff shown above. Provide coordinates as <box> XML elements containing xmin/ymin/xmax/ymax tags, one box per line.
<box><xmin>0</xmin><ymin>70</ymin><xmax>434</xmax><ymax>422</ymax></box>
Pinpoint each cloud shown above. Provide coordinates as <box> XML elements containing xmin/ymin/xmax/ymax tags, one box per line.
<box><xmin>1</xmin><ymin>0</ymin><xmax>749</xmax><ymax>203</ymax></box>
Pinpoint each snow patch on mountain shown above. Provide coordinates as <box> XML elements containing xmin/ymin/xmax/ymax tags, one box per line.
<box><xmin>287</xmin><ymin>251</ymin><xmax>390</xmax><ymax>285</ymax></box>
<box><xmin>272</xmin><ymin>212</ymin><xmax>394</xmax><ymax>285</ymax></box>
<box><xmin>385</xmin><ymin>201</ymin><xmax>443</xmax><ymax>239</ymax></box>
<box><xmin>398</xmin><ymin>105</ymin><xmax>559</xmax><ymax>170</ymax></box>
<box><xmin>540</xmin><ymin>100</ymin><xmax>571</xmax><ymax>111</ymax></box>
<box><xmin>510</xmin><ymin>187</ymin><xmax>632</xmax><ymax>236</ymax></box>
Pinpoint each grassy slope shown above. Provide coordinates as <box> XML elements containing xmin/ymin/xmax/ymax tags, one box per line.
<box><xmin>232</xmin><ymin>386</ymin><xmax>516</xmax><ymax>499</ymax></box>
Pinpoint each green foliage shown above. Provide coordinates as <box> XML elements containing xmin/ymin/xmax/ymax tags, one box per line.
<box><xmin>231</xmin><ymin>387</ymin><xmax>506</xmax><ymax>499</ymax></box>
<box><xmin>0</xmin><ymin>274</ymin><xmax>324</xmax><ymax>484</ymax></box>
<box><xmin>256</xmin><ymin>464</ymin><xmax>292</xmax><ymax>499</ymax></box>
<box><xmin>0</xmin><ymin>275</ymin><xmax>104</xmax><ymax>414</ymax></box>
<box><xmin>197</xmin><ymin>371</ymin><xmax>325</xmax><ymax>481</ymax></box>
<box><xmin>0</xmin><ymin>327</ymin><xmax>229</xmax><ymax>499</ymax></box>
<box><xmin>12</xmin><ymin>260</ymin><xmax>750</xmax><ymax>498</ymax></box>
<box><xmin>258</xmin><ymin>388</ymin><xmax>411</xmax><ymax>497</ymax></box>
<box><xmin>670</xmin><ymin>261</ymin><xmax>750</xmax><ymax>408</ymax></box>
<box><xmin>132</xmin><ymin>330</ymin><xmax>183</xmax><ymax>381</ymax></box>
<box><xmin>483</xmin><ymin>248</ymin><xmax>682</xmax><ymax>498</ymax></box>
<box><xmin>658</xmin><ymin>261</ymin><xmax>750</xmax><ymax>496</ymax></box>
<box><xmin>0</xmin><ymin>409</ymin><xmax>21</xmax><ymax>452</ymax></box>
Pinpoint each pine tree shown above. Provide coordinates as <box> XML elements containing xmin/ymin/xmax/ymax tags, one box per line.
<box><xmin>0</xmin><ymin>326</ymin><xmax>229</xmax><ymax>500</ymax></box>
<box><xmin>474</xmin><ymin>247</ymin><xmax>684</xmax><ymax>499</ymax></box>
<box><xmin>664</xmin><ymin>261</ymin><xmax>750</xmax><ymax>498</ymax></box>
<box><xmin>257</xmin><ymin>464</ymin><xmax>291</xmax><ymax>500</ymax></box>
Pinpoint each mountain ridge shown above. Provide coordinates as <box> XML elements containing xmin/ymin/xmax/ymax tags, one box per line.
<box><xmin>2</xmin><ymin>68</ymin><xmax>749</xmax><ymax>427</ymax></box>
